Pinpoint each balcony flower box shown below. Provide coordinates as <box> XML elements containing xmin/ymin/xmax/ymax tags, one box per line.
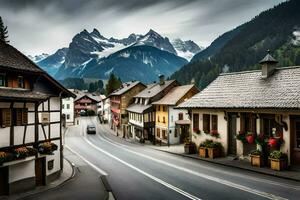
<box><xmin>269</xmin><ymin>151</ymin><xmax>288</xmax><ymax>171</ymax></box>
<box><xmin>38</xmin><ymin>142</ymin><xmax>58</xmax><ymax>155</ymax></box>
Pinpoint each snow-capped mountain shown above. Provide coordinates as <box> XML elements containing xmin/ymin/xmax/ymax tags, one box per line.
<box><xmin>172</xmin><ymin>39</ymin><xmax>203</xmax><ymax>61</ymax></box>
<box><xmin>28</xmin><ymin>53</ymin><xmax>49</xmax><ymax>62</ymax></box>
<box><xmin>33</xmin><ymin>28</ymin><xmax>200</xmax><ymax>82</ymax></box>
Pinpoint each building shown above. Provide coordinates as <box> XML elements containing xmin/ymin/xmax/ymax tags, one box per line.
<box><xmin>109</xmin><ymin>81</ymin><xmax>146</xmax><ymax>137</ymax></box>
<box><xmin>62</xmin><ymin>90</ymin><xmax>75</xmax><ymax>125</ymax></box>
<box><xmin>97</xmin><ymin>94</ymin><xmax>107</xmax><ymax>122</ymax></box>
<box><xmin>178</xmin><ymin>52</ymin><xmax>300</xmax><ymax>166</ymax></box>
<box><xmin>126</xmin><ymin>75</ymin><xmax>179</xmax><ymax>143</ymax></box>
<box><xmin>152</xmin><ymin>85</ymin><xmax>199</xmax><ymax>145</ymax></box>
<box><xmin>0</xmin><ymin>41</ymin><xmax>74</xmax><ymax>195</ymax></box>
<box><xmin>73</xmin><ymin>90</ymin><xmax>100</xmax><ymax>116</ymax></box>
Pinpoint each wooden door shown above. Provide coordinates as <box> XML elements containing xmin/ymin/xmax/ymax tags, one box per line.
<box><xmin>0</xmin><ymin>167</ymin><xmax>9</xmax><ymax>195</ymax></box>
<box><xmin>291</xmin><ymin>119</ymin><xmax>300</xmax><ymax>165</ymax></box>
<box><xmin>35</xmin><ymin>158</ymin><xmax>46</xmax><ymax>186</ymax></box>
<box><xmin>228</xmin><ymin>113</ymin><xmax>237</xmax><ymax>155</ymax></box>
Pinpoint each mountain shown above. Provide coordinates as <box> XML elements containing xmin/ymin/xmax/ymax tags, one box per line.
<box><xmin>28</xmin><ymin>53</ymin><xmax>49</xmax><ymax>62</ymax></box>
<box><xmin>172</xmin><ymin>38</ymin><xmax>203</xmax><ymax>61</ymax></box>
<box><xmin>56</xmin><ymin>45</ymin><xmax>187</xmax><ymax>83</ymax></box>
<box><xmin>171</xmin><ymin>0</ymin><xmax>300</xmax><ymax>89</ymax></box>
<box><xmin>36</xmin><ymin>48</ymin><xmax>68</xmax><ymax>76</ymax></box>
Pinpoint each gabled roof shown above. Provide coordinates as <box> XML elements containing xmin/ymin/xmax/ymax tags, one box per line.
<box><xmin>72</xmin><ymin>90</ymin><xmax>101</xmax><ymax>102</ymax></box>
<box><xmin>260</xmin><ymin>51</ymin><xmax>278</xmax><ymax>64</ymax></box>
<box><xmin>109</xmin><ymin>81</ymin><xmax>144</xmax><ymax>96</ymax></box>
<box><xmin>134</xmin><ymin>80</ymin><xmax>177</xmax><ymax>98</ymax></box>
<box><xmin>178</xmin><ymin>66</ymin><xmax>300</xmax><ymax>109</ymax></box>
<box><xmin>0</xmin><ymin>41</ymin><xmax>75</xmax><ymax>98</ymax></box>
<box><xmin>152</xmin><ymin>85</ymin><xmax>197</xmax><ymax>106</ymax></box>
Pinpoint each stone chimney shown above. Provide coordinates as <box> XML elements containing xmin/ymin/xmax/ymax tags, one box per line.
<box><xmin>260</xmin><ymin>50</ymin><xmax>278</xmax><ymax>78</ymax></box>
<box><xmin>159</xmin><ymin>74</ymin><xmax>165</xmax><ymax>85</ymax></box>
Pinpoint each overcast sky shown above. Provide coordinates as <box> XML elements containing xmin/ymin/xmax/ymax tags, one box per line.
<box><xmin>0</xmin><ymin>0</ymin><xmax>285</xmax><ymax>55</ymax></box>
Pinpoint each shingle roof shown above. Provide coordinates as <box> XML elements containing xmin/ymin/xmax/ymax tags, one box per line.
<box><xmin>134</xmin><ymin>80</ymin><xmax>176</xmax><ymax>98</ymax></box>
<box><xmin>0</xmin><ymin>88</ymin><xmax>49</xmax><ymax>100</ymax></box>
<box><xmin>177</xmin><ymin>67</ymin><xmax>300</xmax><ymax>109</ymax></box>
<box><xmin>110</xmin><ymin>81</ymin><xmax>143</xmax><ymax>96</ymax></box>
<box><xmin>260</xmin><ymin>53</ymin><xmax>278</xmax><ymax>64</ymax></box>
<box><xmin>126</xmin><ymin>104</ymin><xmax>152</xmax><ymax>114</ymax></box>
<box><xmin>0</xmin><ymin>41</ymin><xmax>43</xmax><ymax>73</ymax></box>
<box><xmin>152</xmin><ymin>84</ymin><xmax>196</xmax><ymax>105</ymax></box>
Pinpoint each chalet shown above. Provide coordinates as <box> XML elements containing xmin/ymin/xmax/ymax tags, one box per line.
<box><xmin>62</xmin><ymin>89</ymin><xmax>76</xmax><ymax>125</ymax></box>
<box><xmin>178</xmin><ymin>51</ymin><xmax>300</xmax><ymax>167</ymax></box>
<box><xmin>126</xmin><ymin>75</ymin><xmax>179</xmax><ymax>143</ymax></box>
<box><xmin>0</xmin><ymin>41</ymin><xmax>75</xmax><ymax>195</ymax></box>
<box><xmin>109</xmin><ymin>81</ymin><xmax>146</xmax><ymax>137</ymax></box>
<box><xmin>152</xmin><ymin>84</ymin><xmax>199</xmax><ymax>145</ymax></box>
<box><xmin>73</xmin><ymin>90</ymin><xmax>100</xmax><ymax>116</ymax></box>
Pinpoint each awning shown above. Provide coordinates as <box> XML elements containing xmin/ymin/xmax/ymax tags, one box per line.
<box><xmin>175</xmin><ymin>120</ymin><xmax>191</xmax><ymax>125</ymax></box>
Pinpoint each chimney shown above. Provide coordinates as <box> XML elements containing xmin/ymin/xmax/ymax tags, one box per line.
<box><xmin>191</xmin><ymin>78</ymin><xmax>195</xmax><ymax>85</ymax></box>
<box><xmin>260</xmin><ymin>50</ymin><xmax>278</xmax><ymax>78</ymax></box>
<box><xmin>159</xmin><ymin>74</ymin><xmax>165</xmax><ymax>85</ymax></box>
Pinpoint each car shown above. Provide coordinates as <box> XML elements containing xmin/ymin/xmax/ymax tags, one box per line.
<box><xmin>87</xmin><ymin>125</ymin><xmax>96</xmax><ymax>134</ymax></box>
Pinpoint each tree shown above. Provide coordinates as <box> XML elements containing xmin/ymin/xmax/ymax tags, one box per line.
<box><xmin>105</xmin><ymin>74</ymin><xmax>122</xmax><ymax>95</ymax></box>
<box><xmin>88</xmin><ymin>82</ymin><xmax>96</xmax><ymax>92</ymax></box>
<box><xmin>0</xmin><ymin>17</ymin><xmax>9</xmax><ymax>43</ymax></box>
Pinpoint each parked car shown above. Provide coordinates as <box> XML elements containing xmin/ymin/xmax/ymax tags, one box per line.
<box><xmin>87</xmin><ymin>125</ymin><xmax>96</xmax><ymax>134</ymax></box>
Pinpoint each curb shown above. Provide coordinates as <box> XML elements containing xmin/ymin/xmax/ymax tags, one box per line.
<box><xmin>100</xmin><ymin>175</ymin><xmax>116</xmax><ymax>200</ymax></box>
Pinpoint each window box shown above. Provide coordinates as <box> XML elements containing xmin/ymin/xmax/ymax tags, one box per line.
<box><xmin>198</xmin><ymin>147</ymin><xmax>207</xmax><ymax>158</ymax></box>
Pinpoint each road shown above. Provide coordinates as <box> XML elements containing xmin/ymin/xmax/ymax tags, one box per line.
<box><xmin>47</xmin><ymin>117</ymin><xmax>300</xmax><ymax>199</ymax></box>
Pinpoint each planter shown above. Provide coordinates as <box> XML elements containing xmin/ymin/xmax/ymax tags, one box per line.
<box><xmin>207</xmin><ymin>148</ymin><xmax>220</xmax><ymax>159</ymax></box>
<box><xmin>250</xmin><ymin>155</ymin><xmax>264</xmax><ymax>167</ymax></box>
<box><xmin>184</xmin><ymin>144</ymin><xmax>196</xmax><ymax>154</ymax></box>
<box><xmin>198</xmin><ymin>147</ymin><xmax>207</xmax><ymax>158</ymax></box>
<box><xmin>270</xmin><ymin>158</ymin><xmax>288</xmax><ymax>171</ymax></box>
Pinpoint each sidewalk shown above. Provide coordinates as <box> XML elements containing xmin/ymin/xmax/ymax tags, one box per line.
<box><xmin>145</xmin><ymin>143</ymin><xmax>300</xmax><ymax>182</ymax></box>
<box><xmin>2</xmin><ymin>158</ymin><xmax>75</xmax><ymax>200</ymax></box>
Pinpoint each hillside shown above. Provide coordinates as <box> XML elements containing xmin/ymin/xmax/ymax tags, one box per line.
<box><xmin>171</xmin><ymin>0</ymin><xmax>300</xmax><ymax>89</ymax></box>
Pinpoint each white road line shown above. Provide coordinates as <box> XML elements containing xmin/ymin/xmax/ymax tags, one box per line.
<box><xmin>94</xmin><ymin>132</ymin><xmax>287</xmax><ymax>200</ymax></box>
<box><xmin>83</xmin><ymin>137</ymin><xmax>201</xmax><ymax>200</ymax></box>
<box><xmin>65</xmin><ymin>144</ymin><xmax>108</xmax><ymax>176</ymax></box>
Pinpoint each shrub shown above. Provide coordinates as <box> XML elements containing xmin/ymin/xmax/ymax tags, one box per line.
<box><xmin>269</xmin><ymin>151</ymin><xmax>288</xmax><ymax>160</ymax></box>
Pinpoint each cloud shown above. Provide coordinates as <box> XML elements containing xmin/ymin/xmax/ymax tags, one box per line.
<box><xmin>0</xmin><ymin>0</ymin><xmax>285</xmax><ymax>55</ymax></box>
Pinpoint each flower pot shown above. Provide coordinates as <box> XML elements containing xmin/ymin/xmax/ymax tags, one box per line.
<box><xmin>207</xmin><ymin>148</ymin><xmax>220</xmax><ymax>159</ymax></box>
<box><xmin>184</xmin><ymin>144</ymin><xmax>196</xmax><ymax>154</ymax></box>
<box><xmin>250</xmin><ymin>155</ymin><xmax>264</xmax><ymax>167</ymax></box>
<box><xmin>269</xmin><ymin>158</ymin><xmax>287</xmax><ymax>171</ymax></box>
<box><xmin>198</xmin><ymin>147</ymin><xmax>207</xmax><ymax>158</ymax></box>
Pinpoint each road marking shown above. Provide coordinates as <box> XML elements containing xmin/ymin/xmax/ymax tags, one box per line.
<box><xmin>94</xmin><ymin>132</ymin><xmax>287</xmax><ymax>200</ymax></box>
<box><xmin>65</xmin><ymin>144</ymin><xmax>108</xmax><ymax>176</ymax></box>
<box><xmin>83</xmin><ymin>137</ymin><xmax>202</xmax><ymax>200</ymax></box>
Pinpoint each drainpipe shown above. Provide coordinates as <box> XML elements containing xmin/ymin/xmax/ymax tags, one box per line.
<box><xmin>167</xmin><ymin>106</ymin><xmax>170</xmax><ymax>147</ymax></box>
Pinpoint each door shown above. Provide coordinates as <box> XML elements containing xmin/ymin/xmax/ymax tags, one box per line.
<box><xmin>292</xmin><ymin>119</ymin><xmax>300</xmax><ymax>165</ymax></box>
<box><xmin>35</xmin><ymin>157</ymin><xmax>46</xmax><ymax>186</ymax></box>
<box><xmin>0</xmin><ymin>167</ymin><xmax>9</xmax><ymax>195</ymax></box>
<box><xmin>228</xmin><ymin>113</ymin><xmax>237</xmax><ymax>155</ymax></box>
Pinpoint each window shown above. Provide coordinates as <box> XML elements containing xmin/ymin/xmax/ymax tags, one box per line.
<box><xmin>157</xmin><ymin>128</ymin><xmax>160</xmax><ymax>137</ymax></box>
<box><xmin>193</xmin><ymin>113</ymin><xmax>199</xmax><ymax>130</ymax></box>
<box><xmin>162</xmin><ymin>130</ymin><xmax>167</xmax><ymax>139</ymax></box>
<box><xmin>163</xmin><ymin>116</ymin><xmax>166</xmax><ymax>123</ymax></box>
<box><xmin>203</xmin><ymin>114</ymin><xmax>210</xmax><ymax>133</ymax></box>
<box><xmin>62</xmin><ymin>104</ymin><xmax>65</xmax><ymax>109</ymax></box>
<box><xmin>211</xmin><ymin>115</ymin><xmax>218</xmax><ymax>130</ymax></box>
<box><xmin>157</xmin><ymin>105</ymin><xmax>160</xmax><ymax>111</ymax></box>
<box><xmin>17</xmin><ymin>76</ymin><xmax>24</xmax><ymax>88</ymax></box>
<box><xmin>261</xmin><ymin>114</ymin><xmax>277</xmax><ymax>136</ymax></box>
<box><xmin>178</xmin><ymin>113</ymin><xmax>183</xmax><ymax>120</ymax></box>
<box><xmin>13</xmin><ymin>108</ymin><xmax>28</xmax><ymax>126</ymax></box>
<box><xmin>67</xmin><ymin>114</ymin><xmax>70</xmax><ymax>119</ymax></box>
<box><xmin>241</xmin><ymin>113</ymin><xmax>256</xmax><ymax>134</ymax></box>
<box><xmin>0</xmin><ymin>73</ymin><xmax>6</xmax><ymax>87</ymax></box>
<box><xmin>67</xmin><ymin>104</ymin><xmax>70</xmax><ymax>109</ymax></box>
<box><xmin>163</xmin><ymin>106</ymin><xmax>167</xmax><ymax>112</ymax></box>
<box><xmin>0</xmin><ymin>109</ymin><xmax>11</xmax><ymax>127</ymax></box>
<box><xmin>158</xmin><ymin>116</ymin><xmax>160</xmax><ymax>122</ymax></box>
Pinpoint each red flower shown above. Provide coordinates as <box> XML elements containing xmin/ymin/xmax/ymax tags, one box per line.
<box><xmin>246</xmin><ymin>134</ymin><xmax>255</xmax><ymax>144</ymax></box>
<box><xmin>268</xmin><ymin>138</ymin><xmax>278</xmax><ymax>148</ymax></box>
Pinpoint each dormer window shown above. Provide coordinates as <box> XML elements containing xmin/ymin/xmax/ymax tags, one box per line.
<box><xmin>0</xmin><ymin>73</ymin><xmax>6</xmax><ymax>87</ymax></box>
<box><xmin>17</xmin><ymin>76</ymin><xmax>24</xmax><ymax>88</ymax></box>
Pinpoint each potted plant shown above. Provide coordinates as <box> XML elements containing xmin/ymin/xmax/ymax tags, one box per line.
<box><xmin>184</xmin><ymin>139</ymin><xmax>196</xmax><ymax>154</ymax></box>
<box><xmin>207</xmin><ymin>141</ymin><xmax>222</xmax><ymax>159</ymax></box>
<box><xmin>236</xmin><ymin>131</ymin><xmax>247</xmax><ymax>144</ymax></box>
<box><xmin>198</xmin><ymin>139</ymin><xmax>213</xmax><ymax>158</ymax></box>
<box><xmin>250</xmin><ymin>149</ymin><xmax>264</xmax><ymax>167</ymax></box>
<box><xmin>246</xmin><ymin>132</ymin><xmax>255</xmax><ymax>144</ymax></box>
<box><xmin>269</xmin><ymin>150</ymin><xmax>288</xmax><ymax>171</ymax></box>
<box><xmin>210</xmin><ymin>130</ymin><xmax>220</xmax><ymax>138</ymax></box>
<box><xmin>38</xmin><ymin>142</ymin><xmax>58</xmax><ymax>155</ymax></box>
<box><xmin>13</xmin><ymin>147</ymin><xmax>29</xmax><ymax>159</ymax></box>
<box><xmin>193</xmin><ymin>128</ymin><xmax>201</xmax><ymax>135</ymax></box>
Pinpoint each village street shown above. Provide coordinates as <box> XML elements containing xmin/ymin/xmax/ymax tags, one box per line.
<box><xmin>26</xmin><ymin>116</ymin><xmax>300</xmax><ymax>200</ymax></box>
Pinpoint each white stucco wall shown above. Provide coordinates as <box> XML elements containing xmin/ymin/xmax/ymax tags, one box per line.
<box><xmin>62</xmin><ymin>97</ymin><xmax>74</xmax><ymax>124</ymax></box>
<box><xmin>9</xmin><ymin>159</ymin><xmax>35</xmax><ymax>183</ymax></box>
<box><xmin>46</xmin><ymin>140</ymin><xmax>61</xmax><ymax>176</ymax></box>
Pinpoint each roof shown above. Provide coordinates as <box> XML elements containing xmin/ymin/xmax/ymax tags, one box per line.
<box><xmin>134</xmin><ymin>80</ymin><xmax>176</xmax><ymax>98</ymax></box>
<box><xmin>109</xmin><ymin>81</ymin><xmax>143</xmax><ymax>96</ymax></box>
<box><xmin>126</xmin><ymin>104</ymin><xmax>152</xmax><ymax>114</ymax></box>
<box><xmin>260</xmin><ymin>51</ymin><xmax>278</xmax><ymax>64</ymax></box>
<box><xmin>152</xmin><ymin>84</ymin><xmax>196</xmax><ymax>105</ymax></box>
<box><xmin>72</xmin><ymin>90</ymin><xmax>101</xmax><ymax>102</ymax></box>
<box><xmin>178</xmin><ymin>66</ymin><xmax>300</xmax><ymax>110</ymax></box>
<box><xmin>0</xmin><ymin>41</ymin><xmax>75</xmax><ymax>98</ymax></box>
<box><xmin>0</xmin><ymin>88</ymin><xmax>49</xmax><ymax>101</ymax></box>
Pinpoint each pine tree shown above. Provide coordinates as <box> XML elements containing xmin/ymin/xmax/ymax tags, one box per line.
<box><xmin>0</xmin><ymin>17</ymin><xmax>9</xmax><ymax>43</ymax></box>
<box><xmin>105</xmin><ymin>74</ymin><xmax>122</xmax><ymax>95</ymax></box>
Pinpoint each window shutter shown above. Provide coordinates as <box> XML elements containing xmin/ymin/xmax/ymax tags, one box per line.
<box><xmin>16</xmin><ymin>109</ymin><xmax>22</xmax><ymax>126</ymax></box>
<box><xmin>2</xmin><ymin>109</ymin><xmax>11</xmax><ymax>127</ymax></box>
<box><xmin>22</xmin><ymin>108</ymin><xmax>28</xmax><ymax>125</ymax></box>
<box><xmin>203</xmin><ymin>114</ymin><xmax>210</xmax><ymax>133</ymax></box>
<box><xmin>212</xmin><ymin>115</ymin><xmax>218</xmax><ymax>130</ymax></box>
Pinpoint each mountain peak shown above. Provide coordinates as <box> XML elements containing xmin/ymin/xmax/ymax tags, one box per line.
<box><xmin>146</xmin><ymin>29</ymin><xmax>161</xmax><ymax>37</ymax></box>
<box><xmin>91</xmin><ymin>28</ymin><xmax>101</xmax><ymax>37</ymax></box>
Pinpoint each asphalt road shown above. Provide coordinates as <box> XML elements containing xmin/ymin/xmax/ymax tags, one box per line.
<box><xmin>64</xmin><ymin>117</ymin><xmax>300</xmax><ymax>199</ymax></box>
